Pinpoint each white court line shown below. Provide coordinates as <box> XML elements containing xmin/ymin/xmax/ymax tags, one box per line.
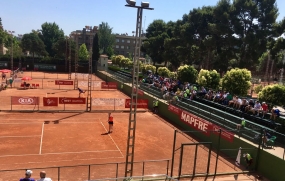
<box><xmin>0</xmin><ymin>156</ymin><xmax>125</xmax><ymax>166</ymax></box>
<box><xmin>39</xmin><ymin>122</ymin><xmax>44</xmax><ymax>154</ymax></box>
<box><xmin>0</xmin><ymin>121</ymin><xmax>100</xmax><ymax>125</ymax></box>
<box><xmin>100</xmin><ymin>121</ymin><xmax>124</xmax><ymax>158</ymax></box>
<box><xmin>0</xmin><ymin>135</ymin><xmax>41</xmax><ymax>138</ymax></box>
<box><xmin>0</xmin><ymin>150</ymin><xmax>120</xmax><ymax>158</ymax></box>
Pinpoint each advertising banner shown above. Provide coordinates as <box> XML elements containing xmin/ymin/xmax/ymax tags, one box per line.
<box><xmin>101</xmin><ymin>82</ymin><xmax>117</xmax><ymax>89</ymax></box>
<box><xmin>55</xmin><ymin>80</ymin><xmax>73</xmax><ymax>85</ymax></box>
<box><xmin>125</xmin><ymin>99</ymin><xmax>148</xmax><ymax>108</ymax></box>
<box><xmin>168</xmin><ymin>104</ymin><xmax>182</xmax><ymax>115</ymax></box>
<box><xmin>59</xmin><ymin>97</ymin><xmax>86</xmax><ymax>104</ymax></box>
<box><xmin>0</xmin><ymin>62</ymin><xmax>8</xmax><ymax>67</ymax></box>
<box><xmin>212</xmin><ymin>125</ymin><xmax>234</xmax><ymax>142</ymax></box>
<box><xmin>180</xmin><ymin>111</ymin><xmax>213</xmax><ymax>135</ymax></box>
<box><xmin>11</xmin><ymin>97</ymin><xmax>39</xmax><ymax>105</ymax></box>
<box><xmin>43</xmin><ymin>97</ymin><xmax>58</xmax><ymax>106</ymax></box>
<box><xmin>133</xmin><ymin>87</ymin><xmax>144</xmax><ymax>96</ymax></box>
<box><xmin>79</xmin><ymin>81</ymin><xmax>101</xmax><ymax>88</ymax></box>
<box><xmin>92</xmin><ymin>98</ymin><xmax>125</xmax><ymax>107</ymax></box>
<box><xmin>34</xmin><ymin>64</ymin><xmax>56</xmax><ymax>71</ymax></box>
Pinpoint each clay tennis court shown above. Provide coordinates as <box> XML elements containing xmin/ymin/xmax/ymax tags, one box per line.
<box><xmin>0</xmin><ymin>72</ymin><xmax>241</xmax><ymax>181</ymax></box>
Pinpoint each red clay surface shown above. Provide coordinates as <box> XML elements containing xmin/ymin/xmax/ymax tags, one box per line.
<box><xmin>0</xmin><ymin>72</ymin><xmax>243</xmax><ymax>181</ymax></box>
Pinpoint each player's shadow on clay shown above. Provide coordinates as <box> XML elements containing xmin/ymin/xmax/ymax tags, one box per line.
<box><xmin>101</xmin><ymin>132</ymin><xmax>110</xmax><ymax>135</ymax></box>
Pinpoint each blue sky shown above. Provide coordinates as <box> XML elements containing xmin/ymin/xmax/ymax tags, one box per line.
<box><xmin>1</xmin><ymin>0</ymin><xmax>285</xmax><ymax>36</ymax></box>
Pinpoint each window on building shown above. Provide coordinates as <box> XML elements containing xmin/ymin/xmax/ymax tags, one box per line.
<box><xmin>133</xmin><ymin>41</ymin><xmax>135</xmax><ymax>44</ymax></box>
<box><xmin>122</xmin><ymin>39</ymin><xmax>125</xmax><ymax>43</ymax></box>
<box><xmin>127</xmin><ymin>46</ymin><xmax>130</xmax><ymax>49</ymax></box>
<box><xmin>121</xmin><ymin>46</ymin><xmax>124</xmax><ymax>49</ymax></box>
<box><xmin>127</xmin><ymin>40</ymin><xmax>130</xmax><ymax>43</ymax></box>
<box><xmin>116</xmin><ymin>39</ymin><xmax>120</xmax><ymax>43</ymax></box>
<box><xmin>121</xmin><ymin>51</ymin><xmax>124</xmax><ymax>55</ymax></box>
<box><xmin>116</xmin><ymin>45</ymin><xmax>119</xmax><ymax>48</ymax></box>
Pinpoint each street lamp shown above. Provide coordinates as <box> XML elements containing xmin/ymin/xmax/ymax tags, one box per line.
<box><xmin>124</xmin><ymin>0</ymin><xmax>153</xmax><ymax>177</ymax></box>
<box><xmin>8</xmin><ymin>30</ymin><xmax>15</xmax><ymax>72</ymax></box>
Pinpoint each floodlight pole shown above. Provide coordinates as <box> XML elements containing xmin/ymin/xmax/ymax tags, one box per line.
<box><xmin>124</xmin><ymin>3</ymin><xmax>153</xmax><ymax>178</ymax></box>
<box><xmin>8</xmin><ymin>31</ymin><xmax>15</xmax><ymax>72</ymax></box>
<box><xmin>86</xmin><ymin>26</ymin><xmax>93</xmax><ymax>112</ymax></box>
<box><xmin>68</xmin><ymin>36</ymin><xmax>72</xmax><ymax>80</ymax></box>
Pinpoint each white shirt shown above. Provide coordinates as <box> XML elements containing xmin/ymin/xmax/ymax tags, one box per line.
<box><xmin>37</xmin><ymin>177</ymin><xmax>52</xmax><ymax>181</ymax></box>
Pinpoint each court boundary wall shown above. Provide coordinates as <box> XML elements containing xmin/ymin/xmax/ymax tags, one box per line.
<box><xmin>96</xmin><ymin>70</ymin><xmax>285</xmax><ymax>181</ymax></box>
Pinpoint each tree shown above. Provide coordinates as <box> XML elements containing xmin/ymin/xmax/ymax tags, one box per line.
<box><xmin>121</xmin><ymin>57</ymin><xmax>131</xmax><ymax>69</ymax></box>
<box><xmin>177</xmin><ymin>65</ymin><xmax>198</xmax><ymax>83</ymax></box>
<box><xmin>92</xmin><ymin>33</ymin><xmax>100</xmax><ymax>72</ymax></box>
<box><xmin>78</xmin><ymin>44</ymin><xmax>89</xmax><ymax>61</ymax></box>
<box><xmin>98</xmin><ymin>22</ymin><xmax>115</xmax><ymax>55</ymax></box>
<box><xmin>39</xmin><ymin>22</ymin><xmax>64</xmax><ymax>57</ymax></box>
<box><xmin>258</xmin><ymin>84</ymin><xmax>285</xmax><ymax>106</ymax></box>
<box><xmin>197</xmin><ymin>69</ymin><xmax>220</xmax><ymax>89</ymax></box>
<box><xmin>144</xmin><ymin>64</ymin><xmax>156</xmax><ymax>74</ymax></box>
<box><xmin>115</xmin><ymin>55</ymin><xmax>125</xmax><ymax>67</ymax></box>
<box><xmin>21</xmin><ymin>32</ymin><xmax>47</xmax><ymax>63</ymax></box>
<box><xmin>221</xmin><ymin>68</ymin><xmax>252</xmax><ymax>95</ymax></box>
<box><xmin>157</xmin><ymin>67</ymin><xmax>171</xmax><ymax>77</ymax></box>
<box><xmin>142</xmin><ymin>20</ymin><xmax>169</xmax><ymax>65</ymax></box>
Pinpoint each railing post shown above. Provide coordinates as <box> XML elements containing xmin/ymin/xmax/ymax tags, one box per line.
<box><xmin>170</xmin><ymin>130</ymin><xmax>177</xmax><ymax>177</ymax></box>
<box><xmin>214</xmin><ymin>129</ymin><xmax>222</xmax><ymax>177</ymax></box>
<box><xmin>116</xmin><ymin>163</ymin><xmax>119</xmax><ymax>179</ymax></box>
<box><xmin>88</xmin><ymin>165</ymin><xmax>91</xmax><ymax>180</ymax></box>
<box><xmin>58</xmin><ymin>167</ymin><xmax>60</xmax><ymax>181</ymax></box>
<box><xmin>166</xmin><ymin>160</ymin><xmax>169</xmax><ymax>176</ymax></box>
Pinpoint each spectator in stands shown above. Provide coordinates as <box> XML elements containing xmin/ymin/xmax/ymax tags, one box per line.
<box><xmin>239</xmin><ymin>99</ymin><xmax>249</xmax><ymax>112</ymax></box>
<box><xmin>260</xmin><ymin>102</ymin><xmax>268</xmax><ymax>118</ymax></box>
<box><xmin>251</xmin><ymin>100</ymin><xmax>262</xmax><ymax>116</ymax></box>
<box><xmin>228</xmin><ymin>95</ymin><xmax>237</xmax><ymax>107</ymax></box>
<box><xmin>205</xmin><ymin>89</ymin><xmax>213</xmax><ymax>100</ymax></box>
<box><xmin>161</xmin><ymin>84</ymin><xmax>167</xmax><ymax>95</ymax></box>
<box><xmin>19</xmin><ymin>170</ymin><xmax>35</xmax><ymax>181</ymax></box>
<box><xmin>222</xmin><ymin>92</ymin><xmax>233</xmax><ymax>105</ymax></box>
<box><xmin>245</xmin><ymin>99</ymin><xmax>255</xmax><ymax>112</ymax></box>
<box><xmin>37</xmin><ymin>171</ymin><xmax>52</xmax><ymax>181</ymax></box>
<box><xmin>270</xmin><ymin>107</ymin><xmax>280</xmax><ymax>120</ymax></box>
<box><xmin>190</xmin><ymin>89</ymin><xmax>197</xmax><ymax>100</ymax></box>
<box><xmin>233</xmin><ymin>96</ymin><xmax>242</xmax><ymax>109</ymax></box>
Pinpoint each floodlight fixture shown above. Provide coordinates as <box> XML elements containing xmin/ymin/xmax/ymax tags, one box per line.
<box><xmin>126</xmin><ymin>0</ymin><xmax>136</xmax><ymax>6</ymax></box>
<box><xmin>141</xmin><ymin>2</ymin><xmax>149</xmax><ymax>8</ymax></box>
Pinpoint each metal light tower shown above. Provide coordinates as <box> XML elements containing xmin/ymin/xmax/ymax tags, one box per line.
<box><xmin>86</xmin><ymin>26</ymin><xmax>93</xmax><ymax>112</ymax></box>
<box><xmin>8</xmin><ymin>31</ymin><xmax>15</xmax><ymax>72</ymax></box>
<box><xmin>72</xmin><ymin>32</ymin><xmax>80</xmax><ymax>89</ymax></box>
<box><xmin>68</xmin><ymin>36</ymin><xmax>72</xmax><ymax>80</ymax></box>
<box><xmin>124</xmin><ymin>0</ymin><xmax>153</xmax><ymax>177</ymax></box>
<box><xmin>18</xmin><ymin>34</ymin><xmax>23</xmax><ymax>70</ymax></box>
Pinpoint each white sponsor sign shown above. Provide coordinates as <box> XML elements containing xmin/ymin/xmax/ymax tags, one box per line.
<box><xmin>18</xmin><ymin>98</ymin><xmax>34</xmax><ymax>104</ymax></box>
<box><xmin>79</xmin><ymin>81</ymin><xmax>102</xmax><ymax>88</ymax></box>
<box><xmin>92</xmin><ymin>98</ymin><xmax>125</xmax><ymax>107</ymax></box>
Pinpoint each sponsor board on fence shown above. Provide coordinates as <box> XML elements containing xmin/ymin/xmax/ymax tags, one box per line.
<box><xmin>34</xmin><ymin>64</ymin><xmax>56</xmax><ymax>71</ymax></box>
<box><xmin>168</xmin><ymin>104</ymin><xmax>182</xmax><ymax>115</ymax></box>
<box><xmin>92</xmin><ymin>98</ymin><xmax>125</xmax><ymax>107</ymax></box>
<box><xmin>168</xmin><ymin>104</ymin><xmax>234</xmax><ymax>142</ymax></box>
<box><xmin>55</xmin><ymin>80</ymin><xmax>73</xmax><ymax>85</ymax></box>
<box><xmin>133</xmin><ymin>87</ymin><xmax>144</xmax><ymax>95</ymax></box>
<box><xmin>212</xmin><ymin>125</ymin><xmax>234</xmax><ymax>142</ymax></box>
<box><xmin>180</xmin><ymin>110</ymin><xmax>213</xmax><ymax>135</ymax></box>
<box><xmin>43</xmin><ymin>97</ymin><xmax>58</xmax><ymax>106</ymax></box>
<box><xmin>125</xmin><ymin>99</ymin><xmax>148</xmax><ymax>108</ymax></box>
<box><xmin>79</xmin><ymin>81</ymin><xmax>101</xmax><ymax>88</ymax></box>
<box><xmin>11</xmin><ymin>97</ymin><xmax>39</xmax><ymax>105</ymax></box>
<box><xmin>59</xmin><ymin>97</ymin><xmax>86</xmax><ymax>104</ymax></box>
<box><xmin>101</xmin><ymin>82</ymin><xmax>117</xmax><ymax>89</ymax></box>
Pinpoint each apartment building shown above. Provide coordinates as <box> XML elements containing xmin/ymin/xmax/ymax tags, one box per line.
<box><xmin>114</xmin><ymin>34</ymin><xmax>146</xmax><ymax>58</ymax></box>
<box><xmin>70</xmin><ymin>26</ymin><xmax>146</xmax><ymax>58</ymax></box>
<box><xmin>70</xmin><ymin>26</ymin><xmax>98</xmax><ymax>51</ymax></box>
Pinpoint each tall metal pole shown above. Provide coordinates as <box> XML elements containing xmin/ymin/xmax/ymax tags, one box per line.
<box><xmin>68</xmin><ymin>36</ymin><xmax>72</xmax><ymax>80</ymax></box>
<box><xmin>86</xmin><ymin>27</ymin><xmax>93</xmax><ymax>112</ymax></box>
<box><xmin>74</xmin><ymin>34</ymin><xmax>79</xmax><ymax>89</ymax></box>
<box><xmin>8</xmin><ymin>31</ymin><xmax>15</xmax><ymax>72</ymax></box>
<box><xmin>264</xmin><ymin>50</ymin><xmax>270</xmax><ymax>83</ymax></box>
<box><xmin>124</xmin><ymin>3</ymin><xmax>153</xmax><ymax>177</ymax></box>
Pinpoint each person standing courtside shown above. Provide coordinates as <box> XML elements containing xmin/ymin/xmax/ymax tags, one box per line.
<box><xmin>37</xmin><ymin>171</ymin><xmax>52</xmax><ymax>181</ymax></box>
<box><xmin>108</xmin><ymin>113</ymin><xmax>114</xmax><ymax>133</ymax></box>
<box><xmin>19</xmin><ymin>170</ymin><xmax>35</xmax><ymax>181</ymax></box>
